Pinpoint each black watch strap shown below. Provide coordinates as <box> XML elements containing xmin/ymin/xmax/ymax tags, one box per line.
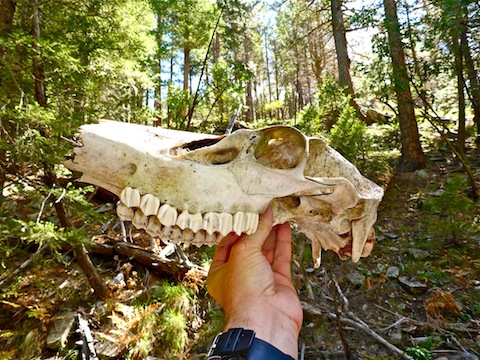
<box><xmin>208</xmin><ymin>328</ymin><xmax>255</xmax><ymax>359</ymax></box>
<box><xmin>208</xmin><ymin>328</ymin><xmax>295</xmax><ymax>359</ymax></box>
<box><xmin>247</xmin><ymin>337</ymin><xmax>295</xmax><ymax>360</ymax></box>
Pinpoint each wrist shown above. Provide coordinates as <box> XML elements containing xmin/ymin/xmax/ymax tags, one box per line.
<box><xmin>224</xmin><ymin>306</ymin><xmax>300</xmax><ymax>359</ymax></box>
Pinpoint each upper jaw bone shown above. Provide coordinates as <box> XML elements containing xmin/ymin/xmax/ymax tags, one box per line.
<box><xmin>117</xmin><ymin>190</ymin><xmax>260</xmax><ymax>238</ymax></box>
<box><xmin>65</xmin><ymin>121</ymin><xmax>384</xmax><ymax>264</ymax></box>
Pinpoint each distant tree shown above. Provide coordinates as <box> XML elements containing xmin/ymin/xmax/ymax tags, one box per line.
<box><xmin>383</xmin><ymin>0</ymin><xmax>426</xmax><ymax>171</ymax></box>
<box><xmin>330</xmin><ymin>0</ymin><xmax>368</xmax><ymax>123</ymax></box>
<box><xmin>0</xmin><ymin>0</ymin><xmax>17</xmax><ymax>200</ymax></box>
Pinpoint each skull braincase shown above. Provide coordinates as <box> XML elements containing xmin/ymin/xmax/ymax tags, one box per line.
<box><xmin>65</xmin><ymin>120</ymin><xmax>383</xmax><ymax>267</ymax></box>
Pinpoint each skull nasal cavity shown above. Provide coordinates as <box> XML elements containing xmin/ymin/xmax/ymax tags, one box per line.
<box><xmin>254</xmin><ymin>127</ymin><xmax>306</xmax><ymax>169</ymax></box>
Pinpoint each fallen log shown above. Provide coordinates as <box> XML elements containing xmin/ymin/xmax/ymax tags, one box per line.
<box><xmin>88</xmin><ymin>238</ymin><xmax>207</xmax><ymax>280</ymax></box>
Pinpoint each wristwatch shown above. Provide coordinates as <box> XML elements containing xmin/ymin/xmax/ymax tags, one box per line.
<box><xmin>207</xmin><ymin>328</ymin><xmax>295</xmax><ymax>359</ymax></box>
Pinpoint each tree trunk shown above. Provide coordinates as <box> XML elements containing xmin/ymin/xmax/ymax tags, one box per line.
<box><xmin>244</xmin><ymin>36</ymin><xmax>254</xmax><ymax>122</ymax></box>
<box><xmin>383</xmin><ymin>0</ymin><xmax>426</xmax><ymax>171</ymax></box>
<box><xmin>331</xmin><ymin>0</ymin><xmax>367</xmax><ymax>122</ymax></box>
<box><xmin>309</xmin><ymin>37</ymin><xmax>325</xmax><ymax>86</ymax></box>
<box><xmin>461</xmin><ymin>19</ymin><xmax>480</xmax><ymax>145</ymax></box>
<box><xmin>31</xmin><ymin>1</ymin><xmax>107</xmax><ymax>299</ymax></box>
<box><xmin>154</xmin><ymin>15</ymin><xmax>162</xmax><ymax>113</ymax></box>
<box><xmin>0</xmin><ymin>0</ymin><xmax>17</xmax><ymax>201</ymax></box>
<box><xmin>183</xmin><ymin>46</ymin><xmax>190</xmax><ymax>93</ymax></box>
<box><xmin>265</xmin><ymin>33</ymin><xmax>272</xmax><ymax>105</ymax></box>
<box><xmin>31</xmin><ymin>0</ymin><xmax>47</xmax><ymax>107</ymax></box>
<box><xmin>167</xmin><ymin>56</ymin><xmax>174</xmax><ymax>128</ymax></box>
<box><xmin>296</xmin><ymin>65</ymin><xmax>304</xmax><ymax>110</ymax></box>
<box><xmin>331</xmin><ymin>0</ymin><xmax>353</xmax><ymax>95</ymax></box>
<box><xmin>0</xmin><ymin>0</ymin><xmax>16</xmax><ymax>63</ymax></box>
<box><xmin>453</xmin><ymin>29</ymin><xmax>466</xmax><ymax>152</ymax></box>
<box><xmin>214</xmin><ymin>31</ymin><xmax>221</xmax><ymax>61</ymax></box>
<box><xmin>273</xmin><ymin>41</ymin><xmax>282</xmax><ymax>120</ymax></box>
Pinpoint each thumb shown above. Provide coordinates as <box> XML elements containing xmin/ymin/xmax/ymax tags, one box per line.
<box><xmin>244</xmin><ymin>204</ymin><xmax>274</xmax><ymax>247</ymax></box>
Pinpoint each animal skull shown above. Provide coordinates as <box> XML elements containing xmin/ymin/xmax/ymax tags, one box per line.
<box><xmin>65</xmin><ymin>120</ymin><xmax>383</xmax><ymax>267</ymax></box>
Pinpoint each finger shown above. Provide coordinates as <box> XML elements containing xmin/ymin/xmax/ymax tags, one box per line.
<box><xmin>244</xmin><ymin>204</ymin><xmax>274</xmax><ymax>248</ymax></box>
<box><xmin>262</xmin><ymin>225</ymin><xmax>279</xmax><ymax>264</ymax></box>
<box><xmin>210</xmin><ymin>232</ymin><xmax>241</xmax><ymax>272</ymax></box>
<box><xmin>272</xmin><ymin>222</ymin><xmax>293</xmax><ymax>279</ymax></box>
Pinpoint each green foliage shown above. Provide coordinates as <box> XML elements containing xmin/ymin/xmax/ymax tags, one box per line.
<box><xmin>158</xmin><ymin>309</ymin><xmax>189</xmax><ymax>356</ymax></box>
<box><xmin>422</xmin><ymin>176</ymin><xmax>478</xmax><ymax>243</ymax></box>
<box><xmin>295</xmin><ymin>75</ymin><xmax>352</xmax><ymax>135</ymax></box>
<box><xmin>295</xmin><ymin>104</ymin><xmax>322</xmax><ymax>136</ymax></box>
<box><xmin>406</xmin><ymin>342</ymin><xmax>433</xmax><ymax>360</ymax></box>
<box><xmin>328</xmin><ymin>105</ymin><xmax>372</xmax><ymax>171</ymax></box>
<box><xmin>150</xmin><ymin>281</ymin><xmax>193</xmax><ymax>314</ymax></box>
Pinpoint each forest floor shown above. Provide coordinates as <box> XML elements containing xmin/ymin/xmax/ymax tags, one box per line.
<box><xmin>0</xmin><ymin>140</ymin><xmax>479</xmax><ymax>360</ymax></box>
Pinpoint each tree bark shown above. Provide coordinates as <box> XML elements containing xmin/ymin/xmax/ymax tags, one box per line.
<box><xmin>244</xmin><ymin>35</ymin><xmax>254</xmax><ymax>122</ymax></box>
<box><xmin>460</xmin><ymin>18</ymin><xmax>480</xmax><ymax>145</ymax></box>
<box><xmin>154</xmin><ymin>15</ymin><xmax>162</xmax><ymax>113</ymax></box>
<box><xmin>31</xmin><ymin>0</ymin><xmax>47</xmax><ymax>107</ymax></box>
<box><xmin>0</xmin><ymin>0</ymin><xmax>16</xmax><ymax>61</ymax></box>
<box><xmin>453</xmin><ymin>29</ymin><xmax>466</xmax><ymax>153</ymax></box>
<box><xmin>183</xmin><ymin>46</ymin><xmax>190</xmax><ymax>93</ymax></box>
<box><xmin>331</xmin><ymin>0</ymin><xmax>353</xmax><ymax>95</ymax></box>
<box><xmin>0</xmin><ymin>0</ymin><xmax>17</xmax><ymax>201</ymax></box>
<box><xmin>383</xmin><ymin>0</ymin><xmax>426</xmax><ymax>171</ymax></box>
<box><xmin>331</xmin><ymin>0</ymin><xmax>367</xmax><ymax>123</ymax></box>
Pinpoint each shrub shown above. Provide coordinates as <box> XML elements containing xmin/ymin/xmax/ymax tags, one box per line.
<box><xmin>328</xmin><ymin>105</ymin><xmax>372</xmax><ymax>172</ymax></box>
<box><xmin>422</xmin><ymin>175</ymin><xmax>478</xmax><ymax>244</ymax></box>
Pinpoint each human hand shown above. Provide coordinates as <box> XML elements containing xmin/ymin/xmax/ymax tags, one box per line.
<box><xmin>207</xmin><ymin>205</ymin><xmax>302</xmax><ymax>359</ymax></box>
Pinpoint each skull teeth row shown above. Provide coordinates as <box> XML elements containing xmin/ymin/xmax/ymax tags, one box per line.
<box><xmin>118</xmin><ymin>187</ymin><xmax>259</xmax><ymax>241</ymax></box>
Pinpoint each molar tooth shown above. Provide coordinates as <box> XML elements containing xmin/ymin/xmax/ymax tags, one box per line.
<box><xmin>157</xmin><ymin>204</ymin><xmax>178</xmax><ymax>227</ymax></box>
<box><xmin>192</xmin><ymin>229</ymin><xmax>206</xmax><ymax>247</ymax></box>
<box><xmin>218</xmin><ymin>213</ymin><xmax>233</xmax><ymax>236</ymax></box>
<box><xmin>205</xmin><ymin>232</ymin><xmax>218</xmax><ymax>247</ymax></box>
<box><xmin>161</xmin><ymin>226</ymin><xmax>173</xmax><ymax>241</ymax></box>
<box><xmin>176</xmin><ymin>210</ymin><xmax>190</xmax><ymax>230</ymax></box>
<box><xmin>245</xmin><ymin>213</ymin><xmax>259</xmax><ymax>235</ymax></box>
<box><xmin>170</xmin><ymin>227</ymin><xmax>183</xmax><ymax>243</ymax></box>
<box><xmin>117</xmin><ymin>203</ymin><xmax>134</xmax><ymax>222</ymax></box>
<box><xmin>146</xmin><ymin>217</ymin><xmax>162</xmax><ymax>237</ymax></box>
<box><xmin>132</xmin><ymin>209</ymin><xmax>148</xmax><ymax>230</ymax></box>
<box><xmin>140</xmin><ymin>194</ymin><xmax>160</xmax><ymax>216</ymax></box>
<box><xmin>203</xmin><ymin>212</ymin><xmax>221</xmax><ymax>235</ymax></box>
<box><xmin>183</xmin><ymin>229</ymin><xmax>194</xmax><ymax>244</ymax></box>
<box><xmin>233</xmin><ymin>211</ymin><xmax>247</xmax><ymax>236</ymax></box>
<box><xmin>120</xmin><ymin>187</ymin><xmax>141</xmax><ymax>208</ymax></box>
<box><xmin>189</xmin><ymin>213</ymin><xmax>203</xmax><ymax>233</ymax></box>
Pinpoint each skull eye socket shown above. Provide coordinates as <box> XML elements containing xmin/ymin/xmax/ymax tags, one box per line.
<box><xmin>254</xmin><ymin>127</ymin><xmax>306</xmax><ymax>169</ymax></box>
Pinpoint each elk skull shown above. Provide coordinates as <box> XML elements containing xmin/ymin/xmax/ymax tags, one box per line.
<box><xmin>65</xmin><ymin>120</ymin><xmax>383</xmax><ymax>267</ymax></box>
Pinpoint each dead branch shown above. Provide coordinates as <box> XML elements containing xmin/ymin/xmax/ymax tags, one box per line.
<box><xmin>374</xmin><ymin>304</ymin><xmax>480</xmax><ymax>334</ymax></box>
<box><xmin>331</xmin><ymin>277</ymin><xmax>353</xmax><ymax>359</ymax></box>
<box><xmin>410</xmin><ymin>81</ymin><xmax>480</xmax><ymax>199</ymax></box>
<box><xmin>301</xmin><ymin>301</ymin><xmax>412</xmax><ymax>360</ymax></box>
<box><xmin>298</xmin><ymin>237</ymin><xmax>315</xmax><ymax>300</ymax></box>
<box><xmin>0</xmin><ymin>243</ymin><xmax>48</xmax><ymax>288</ymax></box>
<box><xmin>89</xmin><ymin>238</ymin><xmax>207</xmax><ymax>280</ymax></box>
